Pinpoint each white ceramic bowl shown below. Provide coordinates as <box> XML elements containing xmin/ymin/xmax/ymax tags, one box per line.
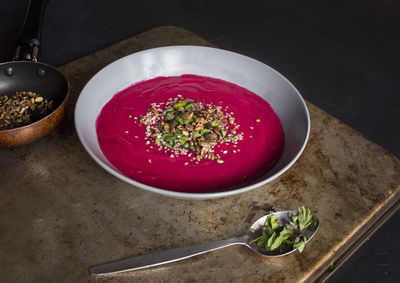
<box><xmin>75</xmin><ymin>46</ymin><xmax>310</xmax><ymax>199</ymax></box>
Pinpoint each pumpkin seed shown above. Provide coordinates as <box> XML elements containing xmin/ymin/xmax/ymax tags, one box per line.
<box><xmin>165</xmin><ymin>112</ymin><xmax>175</xmax><ymax>121</ymax></box>
<box><xmin>184</xmin><ymin>103</ymin><xmax>194</xmax><ymax>111</ymax></box>
<box><xmin>224</xmin><ymin>134</ymin><xmax>235</xmax><ymax>142</ymax></box>
<box><xmin>211</xmin><ymin>119</ymin><xmax>219</xmax><ymax>127</ymax></box>
<box><xmin>177</xmin><ymin>116</ymin><xmax>184</xmax><ymax>124</ymax></box>
<box><xmin>173</xmin><ymin>100</ymin><xmax>189</xmax><ymax>109</ymax></box>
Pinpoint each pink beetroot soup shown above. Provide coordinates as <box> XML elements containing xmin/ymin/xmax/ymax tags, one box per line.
<box><xmin>96</xmin><ymin>74</ymin><xmax>284</xmax><ymax>193</ymax></box>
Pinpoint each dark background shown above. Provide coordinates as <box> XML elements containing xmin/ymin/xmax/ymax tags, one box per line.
<box><xmin>1</xmin><ymin>0</ymin><xmax>399</xmax><ymax>282</ymax></box>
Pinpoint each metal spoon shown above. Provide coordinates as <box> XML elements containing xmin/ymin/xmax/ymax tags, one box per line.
<box><xmin>89</xmin><ymin>209</ymin><xmax>319</xmax><ymax>275</ymax></box>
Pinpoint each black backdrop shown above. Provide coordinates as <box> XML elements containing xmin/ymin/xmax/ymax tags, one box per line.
<box><xmin>1</xmin><ymin>1</ymin><xmax>399</xmax><ymax>282</ymax></box>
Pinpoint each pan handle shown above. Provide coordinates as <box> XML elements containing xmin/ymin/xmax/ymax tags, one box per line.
<box><xmin>14</xmin><ymin>0</ymin><xmax>48</xmax><ymax>62</ymax></box>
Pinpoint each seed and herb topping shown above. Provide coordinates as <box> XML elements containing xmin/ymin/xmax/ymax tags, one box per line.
<box><xmin>139</xmin><ymin>96</ymin><xmax>243</xmax><ymax>163</ymax></box>
<box><xmin>0</xmin><ymin>91</ymin><xmax>54</xmax><ymax>130</ymax></box>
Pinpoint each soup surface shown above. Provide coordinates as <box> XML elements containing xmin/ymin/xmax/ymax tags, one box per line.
<box><xmin>96</xmin><ymin>74</ymin><xmax>284</xmax><ymax>193</ymax></box>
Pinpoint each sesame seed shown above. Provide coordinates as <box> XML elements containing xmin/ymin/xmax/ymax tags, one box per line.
<box><xmin>125</xmin><ymin>130</ymin><xmax>129</xmax><ymax>134</ymax></box>
<box><xmin>148</xmin><ymin>159</ymin><xmax>152</xmax><ymax>163</ymax></box>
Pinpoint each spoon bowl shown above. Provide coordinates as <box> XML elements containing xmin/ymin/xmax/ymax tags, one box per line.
<box><xmin>247</xmin><ymin>209</ymin><xmax>320</xmax><ymax>257</ymax></box>
<box><xmin>89</xmin><ymin>209</ymin><xmax>319</xmax><ymax>275</ymax></box>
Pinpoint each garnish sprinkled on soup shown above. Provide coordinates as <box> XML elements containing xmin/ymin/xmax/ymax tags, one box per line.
<box><xmin>139</xmin><ymin>97</ymin><xmax>243</xmax><ymax>164</ymax></box>
<box><xmin>96</xmin><ymin>74</ymin><xmax>284</xmax><ymax>193</ymax></box>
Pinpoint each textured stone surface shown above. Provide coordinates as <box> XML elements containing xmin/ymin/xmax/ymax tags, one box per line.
<box><xmin>0</xmin><ymin>26</ymin><xmax>399</xmax><ymax>283</ymax></box>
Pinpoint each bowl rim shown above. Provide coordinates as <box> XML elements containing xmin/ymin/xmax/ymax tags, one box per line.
<box><xmin>74</xmin><ymin>45</ymin><xmax>310</xmax><ymax>199</ymax></box>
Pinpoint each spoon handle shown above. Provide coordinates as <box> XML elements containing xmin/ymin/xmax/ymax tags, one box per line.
<box><xmin>89</xmin><ymin>237</ymin><xmax>245</xmax><ymax>275</ymax></box>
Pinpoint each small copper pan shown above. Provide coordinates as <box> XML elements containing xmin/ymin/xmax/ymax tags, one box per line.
<box><xmin>0</xmin><ymin>0</ymin><xmax>69</xmax><ymax>147</ymax></box>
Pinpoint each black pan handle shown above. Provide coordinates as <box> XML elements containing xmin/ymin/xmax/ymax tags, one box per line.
<box><xmin>14</xmin><ymin>0</ymin><xmax>48</xmax><ymax>62</ymax></box>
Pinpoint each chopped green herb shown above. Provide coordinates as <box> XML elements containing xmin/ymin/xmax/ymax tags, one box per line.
<box><xmin>293</xmin><ymin>236</ymin><xmax>307</xmax><ymax>253</ymax></box>
<box><xmin>290</xmin><ymin>206</ymin><xmax>317</xmax><ymax>231</ymax></box>
<box><xmin>329</xmin><ymin>259</ymin><xmax>335</xmax><ymax>272</ymax></box>
<box><xmin>270</xmin><ymin>227</ymin><xmax>293</xmax><ymax>251</ymax></box>
<box><xmin>266</xmin><ymin>231</ymin><xmax>277</xmax><ymax>248</ymax></box>
<box><xmin>266</xmin><ymin>214</ymin><xmax>281</xmax><ymax>230</ymax></box>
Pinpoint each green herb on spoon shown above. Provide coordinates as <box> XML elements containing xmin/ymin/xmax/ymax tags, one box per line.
<box><xmin>250</xmin><ymin>206</ymin><xmax>318</xmax><ymax>254</ymax></box>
